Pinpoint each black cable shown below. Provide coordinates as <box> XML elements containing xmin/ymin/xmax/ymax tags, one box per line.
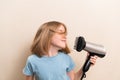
<box><xmin>80</xmin><ymin>72</ymin><xmax>86</xmax><ymax>80</ymax></box>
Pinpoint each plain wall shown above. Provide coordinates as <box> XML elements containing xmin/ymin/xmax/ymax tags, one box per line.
<box><xmin>0</xmin><ymin>0</ymin><xmax>120</xmax><ymax>80</ymax></box>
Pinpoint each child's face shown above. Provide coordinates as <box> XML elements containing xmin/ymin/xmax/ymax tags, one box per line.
<box><xmin>50</xmin><ymin>25</ymin><xmax>67</xmax><ymax>50</ymax></box>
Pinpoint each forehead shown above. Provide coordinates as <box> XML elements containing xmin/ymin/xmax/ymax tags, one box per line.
<box><xmin>56</xmin><ymin>25</ymin><xmax>66</xmax><ymax>32</ymax></box>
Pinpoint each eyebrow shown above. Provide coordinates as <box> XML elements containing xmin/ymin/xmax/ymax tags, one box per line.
<box><xmin>50</xmin><ymin>29</ymin><xmax>66</xmax><ymax>34</ymax></box>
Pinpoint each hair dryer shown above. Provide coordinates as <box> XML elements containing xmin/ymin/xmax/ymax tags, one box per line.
<box><xmin>74</xmin><ymin>36</ymin><xmax>106</xmax><ymax>80</ymax></box>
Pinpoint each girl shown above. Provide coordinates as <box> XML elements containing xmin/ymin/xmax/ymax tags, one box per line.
<box><xmin>23</xmin><ymin>21</ymin><xmax>97</xmax><ymax>80</ymax></box>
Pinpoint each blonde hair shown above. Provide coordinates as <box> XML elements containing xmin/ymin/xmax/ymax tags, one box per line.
<box><xmin>31</xmin><ymin>21</ymin><xmax>70</xmax><ymax>57</ymax></box>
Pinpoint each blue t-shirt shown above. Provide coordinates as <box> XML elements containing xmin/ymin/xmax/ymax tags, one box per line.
<box><xmin>23</xmin><ymin>52</ymin><xmax>75</xmax><ymax>80</ymax></box>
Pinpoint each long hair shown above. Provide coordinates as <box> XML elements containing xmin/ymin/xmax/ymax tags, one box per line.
<box><xmin>31</xmin><ymin>21</ymin><xmax>70</xmax><ymax>57</ymax></box>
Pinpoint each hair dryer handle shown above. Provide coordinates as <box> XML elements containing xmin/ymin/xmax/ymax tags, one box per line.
<box><xmin>82</xmin><ymin>54</ymin><xmax>93</xmax><ymax>72</ymax></box>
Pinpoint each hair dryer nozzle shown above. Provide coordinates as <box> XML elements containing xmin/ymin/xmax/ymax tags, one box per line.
<box><xmin>74</xmin><ymin>36</ymin><xmax>86</xmax><ymax>52</ymax></box>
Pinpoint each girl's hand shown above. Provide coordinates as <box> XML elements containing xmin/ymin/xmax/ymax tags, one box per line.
<box><xmin>90</xmin><ymin>55</ymin><xmax>98</xmax><ymax>65</ymax></box>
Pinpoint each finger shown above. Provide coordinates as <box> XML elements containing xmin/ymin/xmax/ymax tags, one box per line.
<box><xmin>90</xmin><ymin>56</ymin><xmax>97</xmax><ymax>64</ymax></box>
<box><xmin>90</xmin><ymin>59</ymin><xmax>96</xmax><ymax>64</ymax></box>
<box><xmin>91</xmin><ymin>56</ymin><xmax>98</xmax><ymax>60</ymax></box>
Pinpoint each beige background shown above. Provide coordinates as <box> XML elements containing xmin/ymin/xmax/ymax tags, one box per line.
<box><xmin>0</xmin><ymin>0</ymin><xmax>120</xmax><ymax>80</ymax></box>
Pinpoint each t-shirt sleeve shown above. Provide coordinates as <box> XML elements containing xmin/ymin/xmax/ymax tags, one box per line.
<box><xmin>66</xmin><ymin>55</ymin><xmax>75</xmax><ymax>72</ymax></box>
<box><xmin>23</xmin><ymin>58</ymin><xmax>34</xmax><ymax>76</ymax></box>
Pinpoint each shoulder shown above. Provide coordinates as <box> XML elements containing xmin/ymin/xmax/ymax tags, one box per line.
<box><xmin>58</xmin><ymin>52</ymin><xmax>72</xmax><ymax>60</ymax></box>
<box><xmin>59</xmin><ymin>52</ymin><xmax>68</xmax><ymax>56</ymax></box>
<box><xmin>26</xmin><ymin>54</ymin><xmax>39</xmax><ymax>63</ymax></box>
<box><xmin>27</xmin><ymin>54</ymin><xmax>37</xmax><ymax>59</ymax></box>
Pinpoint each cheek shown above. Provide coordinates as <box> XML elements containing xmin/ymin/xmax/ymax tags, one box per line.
<box><xmin>52</xmin><ymin>41</ymin><xmax>66</xmax><ymax>49</ymax></box>
<box><xmin>51</xmin><ymin>35</ymin><xmax>56</xmax><ymax>42</ymax></box>
<box><xmin>50</xmin><ymin>36</ymin><xmax>66</xmax><ymax>48</ymax></box>
<box><xmin>51</xmin><ymin>37</ymin><xmax>60</xmax><ymax>45</ymax></box>
<box><xmin>51</xmin><ymin>35</ymin><xmax>60</xmax><ymax>42</ymax></box>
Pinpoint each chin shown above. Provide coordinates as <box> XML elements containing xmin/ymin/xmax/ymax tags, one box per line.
<box><xmin>56</xmin><ymin>43</ymin><xmax>66</xmax><ymax>49</ymax></box>
<box><xmin>60</xmin><ymin>45</ymin><xmax>66</xmax><ymax>49</ymax></box>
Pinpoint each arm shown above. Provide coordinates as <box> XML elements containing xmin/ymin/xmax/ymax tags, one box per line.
<box><xmin>67</xmin><ymin>69</ymin><xmax>83</xmax><ymax>80</ymax></box>
<box><xmin>67</xmin><ymin>70</ymin><xmax>75</xmax><ymax>80</ymax></box>
<box><xmin>25</xmin><ymin>75</ymin><xmax>34</xmax><ymax>80</ymax></box>
<box><xmin>74</xmin><ymin>68</ymin><xmax>83</xmax><ymax>80</ymax></box>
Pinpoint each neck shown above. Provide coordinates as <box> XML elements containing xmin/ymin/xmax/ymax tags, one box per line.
<box><xmin>47</xmin><ymin>46</ymin><xmax>59</xmax><ymax>57</ymax></box>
